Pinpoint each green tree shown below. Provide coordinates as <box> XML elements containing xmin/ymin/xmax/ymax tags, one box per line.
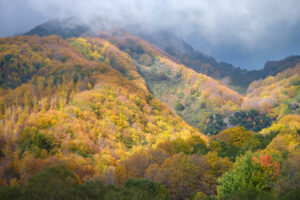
<box><xmin>0</xmin><ymin>186</ymin><xmax>22</xmax><ymax>200</ymax></box>
<box><xmin>76</xmin><ymin>180</ymin><xmax>121</xmax><ymax>200</ymax></box>
<box><xmin>125</xmin><ymin>179</ymin><xmax>170</xmax><ymax>200</ymax></box>
<box><xmin>217</xmin><ymin>151</ymin><xmax>280</xmax><ymax>198</ymax></box>
<box><xmin>221</xmin><ymin>189</ymin><xmax>274</xmax><ymax>200</ymax></box>
<box><xmin>23</xmin><ymin>165</ymin><xmax>79</xmax><ymax>200</ymax></box>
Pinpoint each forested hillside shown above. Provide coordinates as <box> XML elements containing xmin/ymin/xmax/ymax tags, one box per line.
<box><xmin>0</xmin><ymin>29</ymin><xmax>299</xmax><ymax>200</ymax></box>
<box><xmin>0</xmin><ymin>35</ymin><xmax>206</xmax><ymax>188</ymax></box>
<box><xmin>85</xmin><ymin>31</ymin><xmax>245</xmax><ymax>132</ymax></box>
<box><xmin>243</xmin><ymin>65</ymin><xmax>300</xmax><ymax>118</ymax></box>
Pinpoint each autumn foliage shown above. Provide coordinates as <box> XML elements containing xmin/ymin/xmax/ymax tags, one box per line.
<box><xmin>0</xmin><ymin>32</ymin><xmax>299</xmax><ymax>200</ymax></box>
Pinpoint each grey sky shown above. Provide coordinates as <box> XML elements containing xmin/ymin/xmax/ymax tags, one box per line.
<box><xmin>1</xmin><ymin>0</ymin><xmax>300</xmax><ymax>69</ymax></box>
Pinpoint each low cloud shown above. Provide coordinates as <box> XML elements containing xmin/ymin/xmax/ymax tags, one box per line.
<box><xmin>1</xmin><ymin>0</ymin><xmax>300</xmax><ymax>69</ymax></box>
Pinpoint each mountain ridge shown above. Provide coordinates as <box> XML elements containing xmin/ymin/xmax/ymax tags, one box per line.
<box><xmin>24</xmin><ymin>18</ymin><xmax>300</xmax><ymax>92</ymax></box>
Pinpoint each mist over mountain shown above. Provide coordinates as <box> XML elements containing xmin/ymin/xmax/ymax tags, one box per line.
<box><xmin>1</xmin><ymin>0</ymin><xmax>300</xmax><ymax>69</ymax></box>
<box><xmin>24</xmin><ymin>17</ymin><xmax>300</xmax><ymax>91</ymax></box>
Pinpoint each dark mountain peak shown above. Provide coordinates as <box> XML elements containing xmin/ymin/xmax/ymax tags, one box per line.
<box><xmin>25</xmin><ymin>17</ymin><xmax>90</xmax><ymax>39</ymax></box>
<box><xmin>263</xmin><ymin>55</ymin><xmax>300</xmax><ymax>76</ymax></box>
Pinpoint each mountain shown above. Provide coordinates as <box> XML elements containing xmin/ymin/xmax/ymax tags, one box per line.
<box><xmin>202</xmin><ymin>64</ymin><xmax>300</xmax><ymax>135</ymax></box>
<box><xmin>87</xmin><ymin>30</ymin><xmax>243</xmax><ymax>130</ymax></box>
<box><xmin>262</xmin><ymin>55</ymin><xmax>300</xmax><ymax>77</ymax></box>
<box><xmin>25</xmin><ymin>19</ymin><xmax>300</xmax><ymax>93</ymax></box>
<box><xmin>243</xmin><ymin>64</ymin><xmax>300</xmax><ymax>118</ymax></box>
<box><xmin>21</xmin><ymin>18</ymin><xmax>300</xmax><ymax>134</ymax></box>
<box><xmin>25</xmin><ymin>18</ymin><xmax>90</xmax><ymax>39</ymax></box>
<box><xmin>0</xmin><ymin>35</ymin><xmax>212</xmax><ymax>191</ymax></box>
<box><xmin>0</xmin><ymin>19</ymin><xmax>299</xmax><ymax>200</ymax></box>
<box><xmin>139</xmin><ymin>30</ymin><xmax>300</xmax><ymax>92</ymax></box>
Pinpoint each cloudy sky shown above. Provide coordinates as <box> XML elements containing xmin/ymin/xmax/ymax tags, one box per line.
<box><xmin>1</xmin><ymin>0</ymin><xmax>300</xmax><ymax>69</ymax></box>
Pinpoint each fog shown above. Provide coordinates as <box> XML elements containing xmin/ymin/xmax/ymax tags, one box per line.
<box><xmin>1</xmin><ymin>0</ymin><xmax>300</xmax><ymax>69</ymax></box>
